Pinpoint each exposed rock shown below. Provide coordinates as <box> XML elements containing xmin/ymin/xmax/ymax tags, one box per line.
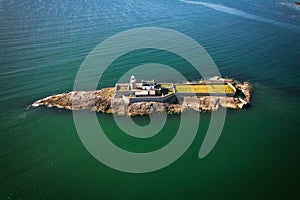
<box><xmin>182</xmin><ymin>96</ymin><xmax>200</xmax><ymax>111</ymax></box>
<box><xmin>110</xmin><ymin>98</ymin><xmax>128</xmax><ymax>115</ymax></box>
<box><xmin>219</xmin><ymin>97</ymin><xmax>238</xmax><ymax>109</ymax></box>
<box><xmin>165</xmin><ymin>104</ymin><xmax>182</xmax><ymax>114</ymax></box>
<box><xmin>31</xmin><ymin>79</ymin><xmax>251</xmax><ymax>116</ymax></box>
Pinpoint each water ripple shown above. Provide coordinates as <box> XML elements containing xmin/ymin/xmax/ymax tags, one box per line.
<box><xmin>180</xmin><ymin>0</ymin><xmax>300</xmax><ymax>32</ymax></box>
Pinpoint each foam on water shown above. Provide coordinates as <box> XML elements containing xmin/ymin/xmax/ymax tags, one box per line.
<box><xmin>280</xmin><ymin>2</ymin><xmax>300</xmax><ymax>11</ymax></box>
<box><xmin>180</xmin><ymin>0</ymin><xmax>300</xmax><ymax>32</ymax></box>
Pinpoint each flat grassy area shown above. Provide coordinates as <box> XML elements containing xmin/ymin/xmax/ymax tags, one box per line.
<box><xmin>117</xmin><ymin>85</ymin><xmax>129</xmax><ymax>91</ymax></box>
<box><xmin>175</xmin><ymin>84</ymin><xmax>235</xmax><ymax>93</ymax></box>
<box><xmin>160</xmin><ymin>83</ymin><xmax>173</xmax><ymax>88</ymax></box>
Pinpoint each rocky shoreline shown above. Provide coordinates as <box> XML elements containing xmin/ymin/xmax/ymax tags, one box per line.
<box><xmin>32</xmin><ymin>78</ymin><xmax>251</xmax><ymax>116</ymax></box>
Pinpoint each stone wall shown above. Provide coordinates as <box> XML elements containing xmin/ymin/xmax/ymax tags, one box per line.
<box><xmin>126</xmin><ymin>93</ymin><xmax>176</xmax><ymax>103</ymax></box>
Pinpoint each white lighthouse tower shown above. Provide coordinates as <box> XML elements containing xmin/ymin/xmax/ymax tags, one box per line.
<box><xmin>130</xmin><ymin>75</ymin><xmax>137</xmax><ymax>90</ymax></box>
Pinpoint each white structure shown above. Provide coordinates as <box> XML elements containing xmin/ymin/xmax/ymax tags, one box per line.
<box><xmin>130</xmin><ymin>75</ymin><xmax>137</xmax><ymax>90</ymax></box>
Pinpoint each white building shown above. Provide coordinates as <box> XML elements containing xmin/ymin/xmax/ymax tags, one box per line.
<box><xmin>130</xmin><ymin>75</ymin><xmax>137</xmax><ymax>90</ymax></box>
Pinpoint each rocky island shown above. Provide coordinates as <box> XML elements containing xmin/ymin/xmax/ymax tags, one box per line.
<box><xmin>32</xmin><ymin>76</ymin><xmax>251</xmax><ymax>116</ymax></box>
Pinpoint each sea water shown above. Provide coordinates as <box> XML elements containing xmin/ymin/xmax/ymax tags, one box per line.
<box><xmin>0</xmin><ymin>0</ymin><xmax>299</xmax><ymax>199</ymax></box>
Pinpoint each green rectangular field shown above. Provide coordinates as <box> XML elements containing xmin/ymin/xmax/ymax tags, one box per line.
<box><xmin>175</xmin><ymin>84</ymin><xmax>235</xmax><ymax>93</ymax></box>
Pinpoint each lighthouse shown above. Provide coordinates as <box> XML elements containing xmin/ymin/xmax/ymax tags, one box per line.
<box><xmin>130</xmin><ymin>75</ymin><xmax>137</xmax><ymax>90</ymax></box>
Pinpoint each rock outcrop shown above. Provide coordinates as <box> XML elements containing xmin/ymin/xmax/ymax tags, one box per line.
<box><xmin>32</xmin><ymin>79</ymin><xmax>251</xmax><ymax>116</ymax></box>
<box><xmin>32</xmin><ymin>88</ymin><xmax>114</xmax><ymax>112</ymax></box>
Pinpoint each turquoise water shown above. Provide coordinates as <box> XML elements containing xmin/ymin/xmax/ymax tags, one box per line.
<box><xmin>1</xmin><ymin>0</ymin><xmax>299</xmax><ymax>199</ymax></box>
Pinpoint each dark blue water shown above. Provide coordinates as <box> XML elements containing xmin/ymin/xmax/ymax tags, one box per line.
<box><xmin>0</xmin><ymin>0</ymin><xmax>299</xmax><ymax>199</ymax></box>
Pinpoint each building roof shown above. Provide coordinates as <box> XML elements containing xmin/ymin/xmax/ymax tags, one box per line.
<box><xmin>142</xmin><ymin>80</ymin><xmax>155</xmax><ymax>86</ymax></box>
